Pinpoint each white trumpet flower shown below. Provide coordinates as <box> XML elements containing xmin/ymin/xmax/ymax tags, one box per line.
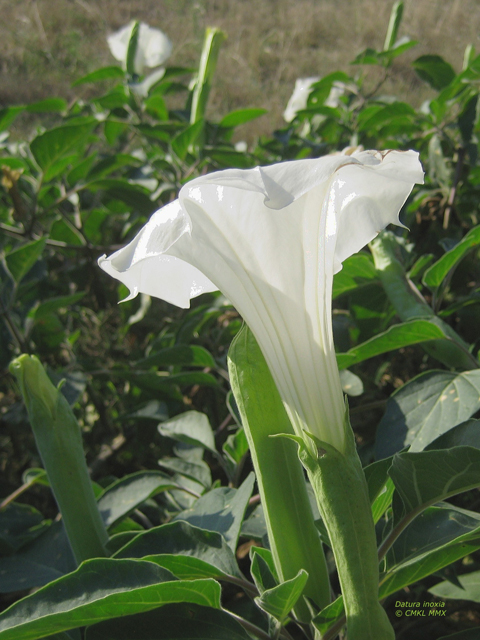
<box><xmin>107</xmin><ymin>21</ymin><xmax>172</xmax><ymax>76</ymax></box>
<box><xmin>99</xmin><ymin>150</ymin><xmax>423</xmax><ymax>453</ymax></box>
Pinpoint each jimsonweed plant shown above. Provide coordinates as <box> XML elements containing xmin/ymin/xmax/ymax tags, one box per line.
<box><xmin>2</xmin><ymin>3</ymin><xmax>480</xmax><ymax>640</ymax></box>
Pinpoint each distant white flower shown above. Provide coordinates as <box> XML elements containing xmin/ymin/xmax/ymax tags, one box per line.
<box><xmin>99</xmin><ymin>149</ymin><xmax>423</xmax><ymax>453</ymax></box>
<box><xmin>283</xmin><ymin>77</ymin><xmax>319</xmax><ymax>122</ymax></box>
<box><xmin>284</xmin><ymin>78</ymin><xmax>348</xmax><ymax>122</ymax></box>
<box><xmin>107</xmin><ymin>21</ymin><xmax>172</xmax><ymax>75</ymax></box>
<box><xmin>235</xmin><ymin>141</ymin><xmax>248</xmax><ymax>153</ymax></box>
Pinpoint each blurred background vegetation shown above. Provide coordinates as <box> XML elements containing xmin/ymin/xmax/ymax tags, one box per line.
<box><xmin>1</xmin><ymin>0</ymin><xmax>480</xmax><ymax>140</ymax></box>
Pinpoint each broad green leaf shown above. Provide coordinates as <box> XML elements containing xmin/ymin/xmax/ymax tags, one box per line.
<box><xmin>171</xmin><ymin>120</ymin><xmax>204</xmax><ymax>160</ymax></box>
<box><xmin>30</xmin><ymin>121</ymin><xmax>96</xmax><ymax>173</ymax></box>
<box><xmin>158</xmin><ymin>458</ymin><xmax>212</xmax><ymax>488</ymax></box>
<box><xmin>375</xmin><ymin>370</ymin><xmax>480</xmax><ymax>459</ymax></box>
<box><xmin>222</xmin><ymin>427</ymin><xmax>249</xmax><ymax>465</ymax></box>
<box><xmin>438</xmin><ymin>631</ymin><xmax>480</xmax><ymax>640</ymax></box>
<box><xmin>413</xmin><ymin>55</ymin><xmax>456</xmax><ymax>90</ymax></box>
<box><xmin>33</xmin><ymin>293</ymin><xmax>86</xmax><ymax>320</ymax></box>
<box><xmin>332</xmin><ymin>252</ymin><xmax>378</xmax><ymax>298</ymax></box>
<box><xmin>431</xmin><ymin>570</ymin><xmax>480</xmax><ymax>601</ymax></box>
<box><xmin>380</xmin><ymin>504</ymin><xmax>480</xmax><ymax>599</ymax></box>
<box><xmin>88</xmin><ymin>179</ymin><xmax>156</xmax><ymax>214</ymax></box>
<box><xmin>137</xmin><ymin>345</ymin><xmax>216</xmax><ymax>369</ymax></box>
<box><xmin>49</xmin><ymin>219</ymin><xmax>84</xmax><ymax>246</ymax></box>
<box><xmin>426</xmin><ymin>419</ymin><xmax>480</xmax><ymax>450</ymax></box>
<box><xmin>219</xmin><ymin>108</ymin><xmax>267</xmax><ymax>128</ymax></box>
<box><xmin>364</xmin><ymin>457</ymin><xmax>394</xmax><ymax>523</ymax></box>
<box><xmin>255</xmin><ymin>570</ymin><xmax>308</xmax><ymax>622</ymax></box>
<box><xmin>311</xmin><ymin>596</ymin><xmax>345</xmax><ymax>635</ymax></box>
<box><xmin>97</xmin><ymin>472</ymin><xmax>179</xmax><ymax>529</ymax></box>
<box><xmin>241</xmin><ymin>504</ymin><xmax>267</xmax><ymax>541</ymax></box>
<box><xmin>0</xmin><ymin>107</ymin><xmax>24</xmax><ymax>132</ymax></box>
<box><xmin>86</xmin><ymin>603</ymin><xmax>252</xmax><ymax>640</ymax></box>
<box><xmin>5</xmin><ymin>237</ymin><xmax>46</xmax><ymax>283</ymax></box>
<box><xmin>0</xmin><ymin>503</ymin><xmax>46</xmax><ymax>555</ymax></box>
<box><xmin>173</xmin><ymin>473</ymin><xmax>255</xmax><ymax>550</ymax></box>
<box><xmin>72</xmin><ymin>66</ymin><xmax>125</xmax><ymax>86</ymax></box>
<box><xmin>25</xmin><ymin>99</ymin><xmax>67</xmax><ymax>113</ymax></box>
<box><xmin>389</xmin><ymin>447</ymin><xmax>480</xmax><ymax>520</ymax></box>
<box><xmin>358</xmin><ymin>101</ymin><xmax>416</xmax><ymax>133</ymax></box>
<box><xmin>114</xmin><ymin>520</ymin><xmax>241</xmax><ymax>578</ymax></box>
<box><xmin>336</xmin><ymin>319</ymin><xmax>446</xmax><ymax>370</ymax></box>
<box><xmin>250</xmin><ymin>549</ymin><xmax>278</xmax><ymax>593</ymax></box>
<box><xmin>86</xmin><ymin>154</ymin><xmax>142</xmax><ymax>181</ymax></box>
<box><xmin>158</xmin><ymin>411</ymin><xmax>216</xmax><ymax>452</ymax></box>
<box><xmin>0</xmin><ymin>522</ymin><xmax>75</xmax><ymax>594</ymax></box>
<box><xmin>423</xmin><ymin>225</ymin><xmax>480</xmax><ymax>291</ymax></box>
<box><xmin>0</xmin><ymin>559</ymin><xmax>220</xmax><ymax>640</ymax></box>
<box><xmin>208</xmin><ymin>150</ymin><xmax>255</xmax><ymax>169</ymax></box>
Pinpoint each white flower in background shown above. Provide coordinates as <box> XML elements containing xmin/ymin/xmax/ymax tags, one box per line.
<box><xmin>99</xmin><ymin>150</ymin><xmax>423</xmax><ymax>453</ymax></box>
<box><xmin>283</xmin><ymin>77</ymin><xmax>319</xmax><ymax>122</ymax></box>
<box><xmin>107</xmin><ymin>21</ymin><xmax>172</xmax><ymax>75</ymax></box>
<box><xmin>284</xmin><ymin>78</ymin><xmax>348</xmax><ymax>122</ymax></box>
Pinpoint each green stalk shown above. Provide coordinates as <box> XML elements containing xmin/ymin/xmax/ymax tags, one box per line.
<box><xmin>296</xmin><ymin>413</ymin><xmax>394</xmax><ymax>640</ymax></box>
<box><xmin>370</xmin><ymin>231</ymin><xmax>478</xmax><ymax>370</ymax></box>
<box><xmin>10</xmin><ymin>355</ymin><xmax>108</xmax><ymax>564</ymax></box>
<box><xmin>228</xmin><ymin>326</ymin><xmax>331</xmax><ymax>622</ymax></box>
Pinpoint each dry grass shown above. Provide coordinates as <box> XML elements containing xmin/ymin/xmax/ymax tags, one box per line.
<box><xmin>1</xmin><ymin>0</ymin><xmax>479</xmax><ymax>139</ymax></box>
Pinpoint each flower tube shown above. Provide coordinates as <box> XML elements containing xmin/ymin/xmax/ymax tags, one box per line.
<box><xmin>99</xmin><ymin>149</ymin><xmax>423</xmax><ymax>454</ymax></box>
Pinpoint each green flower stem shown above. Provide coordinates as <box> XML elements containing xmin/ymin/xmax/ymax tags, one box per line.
<box><xmin>10</xmin><ymin>355</ymin><xmax>108</xmax><ymax>564</ymax></box>
<box><xmin>228</xmin><ymin>326</ymin><xmax>331</xmax><ymax>622</ymax></box>
<box><xmin>297</xmin><ymin>415</ymin><xmax>394</xmax><ymax>640</ymax></box>
<box><xmin>370</xmin><ymin>231</ymin><xmax>478</xmax><ymax>370</ymax></box>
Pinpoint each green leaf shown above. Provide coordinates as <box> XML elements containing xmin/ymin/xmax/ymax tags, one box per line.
<box><xmin>413</xmin><ymin>55</ymin><xmax>456</xmax><ymax>90</ymax></box>
<box><xmin>423</xmin><ymin>225</ymin><xmax>480</xmax><ymax>291</ymax></box>
<box><xmin>332</xmin><ymin>252</ymin><xmax>378</xmax><ymax>298</ymax></box>
<box><xmin>171</xmin><ymin>120</ymin><xmax>205</xmax><ymax>160</ymax></box>
<box><xmin>336</xmin><ymin>319</ymin><xmax>446</xmax><ymax>370</ymax></box>
<box><xmin>25</xmin><ymin>99</ymin><xmax>67</xmax><ymax>113</ymax></box>
<box><xmin>438</xmin><ymin>631</ymin><xmax>480</xmax><ymax>640</ymax></box>
<box><xmin>389</xmin><ymin>447</ymin><xmax>480</xmax><ymax>519</ymax></box>
<box><xmin>137</xmin><ymin>345</ymin><xmax>215</xmax><ymax>369</ymax></box>
<box><xmin>0</xmin><ymin>522</ymin><xmax>75</xmax><ymax>593</ymax></box>
<box><xmin>158</xmin><ymin>458</ymin><xmax>212</xmax><ymax>488</ymax></box>
<box><xmin>5</xmin><ymin>237</ymin><xmax>46</xmax><ymax>283</ymax></box>
<box><xmin>158</xmin><ymin>411</ymin><xmax>216</xmax><ymax>453</ymax></box>
<box><xmin>114</xmin><ymin>520</ymin><xmax>241</xmax><ymax>579</ymax></box>
<box><xmin>255</xmin><ymin>570</ymin><xmax>308</xmax><ymax>622</ymax></box>
<box><xmin>173</xmin><ymin>473</ymin><xmax>255</xmax><ymax>551</ymax></box>
<box><xmin>0</xmin><ymin>559</ymin><xmax>220</xmax><ymax>640</ymax></box>
<box><xmin>97</xmin><ymin>472</ymin><xmax>180</xmax><ymax>529</ymax></box>
<box><xmin>0</xmin><ymin>503</ymin><xmax>46</xmax><ymax>555</ymax></box>
<box><xmin>250</xmin><ymin>547</ymin><xmax>278</xmax><ymax>593</ymax></box>
<box><xmin>86</xmin><ymin>154</ymin><xmax>142</xmax><ymax>181</ymax></box>
<box><xmin>0</xmin><ymin>107</ymin><xmax>24</xmax><ymax>132</ymax></box>
<box><xmin>219</xmin><ymin>108</ymin><xmax>267</xmax><ymax>128</ymax></box>
<box><xmin>380</xmin><ymin>504</ymin><xmax>480</xmax><ymax>599</ymax></box>
<box><xmin>375</xmin><ymin>370</ymin><xmax>480</xmax><ymax>459</ymax></box>
<box><xmin>364</xmin><ymin>457</ymin><xmax>394</xmax><ymax>523</ymax></box>
<box><xmin>88</xmin><ymin>179</ymin><xmax>156</xmax><ymax>214</ymax></box>
<box><xmin>311</xmin><ymin>596</ymin><xmax>345</xmax><ymax>635</ymax></box>
<box><xmin>33</xmin><ymin>293</ymin><xmax>86</xmax><ymax>320</ymax></box>
<box><xmin>431</xmin><ymin>570</ymin><xmax>480</xmax><ymax>602</ymax></box>
<box><xmin>30</xmin><ymin>121</ymin><xmax>96</xmax><ymax>173</ymax></box>
<box><xmin>73</xmin><ymin>66</ymin><xmax>125</xmax><ymax>86</ymax></box>
<box><xmin>85</xmin><ymin>603</ymin><xmax>252</xmax><ymax>640</ymax></box>
<box><xmin>426</xmin><ymin>419</ymin><xmax>480</xmax><ymax>450</ymax></box>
